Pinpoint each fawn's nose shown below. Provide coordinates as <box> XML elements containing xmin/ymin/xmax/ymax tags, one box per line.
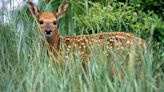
<box><xmin>45</xmin><ymin>28</ymin><xmax>52</xmax><ymax>35</ymax></box>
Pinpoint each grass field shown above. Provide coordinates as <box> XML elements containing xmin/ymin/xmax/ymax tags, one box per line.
<box><xmin>0</xmin><ymin>0</ymin><xmax>164</xmax><ymax>92</ymax></box>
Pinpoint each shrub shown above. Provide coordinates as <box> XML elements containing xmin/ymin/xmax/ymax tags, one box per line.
<box><xmin>74</xmin><ymin>2</ymin><xmax>164</xmax><ymax>44</ymax></box>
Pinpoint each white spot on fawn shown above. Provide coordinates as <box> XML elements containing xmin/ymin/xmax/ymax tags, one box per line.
<box><xmin>67</xmin><ymin>48</ymin><xmax>70</xmax><ymax>51</ymax></box>
<box><xmin>116</xmin><ymin>35</ymin><xmax>120</xmax><ymax>38</ymax></box>
<box><xmin>107</xmin><ymin>46</ymin><xmax>110</xmax><ymax>49</ymax></box>
<box><xmin>82</xmin><ymin>43</ymin><xmax>85</xmax><ymax>45</ymax></box>
<box><xmin>74</xmin><ymin>44</ymin><xmax>77</xmax><ymax>47</ymax></box>
<box><xmin>81</xmin><ymin>51</ymin><xmax>84</xmax><ymax>54</ymax></box>
<box><xmin>68</xmin><ymin>45</ymin><xmax>71</xmax><ymax>49</ymax></box>
<box><xmin>65</xmin><ymin>56</ymin><xmax>69</xmax><ymax>59</ymax></box>
<box><xmin>89</xmin><ymin>42</ymin><xmax>92</xmax><ymax>45</ymax></box>
<box><xmin>109</xmin><ymin>39</ymin><xmax>114</xmax><ymax>42</ymax></box>
<box><xmin>127</xmin><ymin>40</ymin><xmax>130</xmax><ymax>44</ymax></box>
<box><xmin>85</xmin><ymin>39</ymin><xmax>89</xmax><ymax>42</ymax></box>
<box><xmin>79</xmin><ymin>46</ymin><xmax>82</xmax><ymax>49</ymax></box>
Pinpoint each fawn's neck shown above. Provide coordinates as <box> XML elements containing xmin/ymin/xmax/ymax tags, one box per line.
<box><xmin>47</xmin><ymin>32</ymin><xmax>61</xmax><ymax>51</ymax></box>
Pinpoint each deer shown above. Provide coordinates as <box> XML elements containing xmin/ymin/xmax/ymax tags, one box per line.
<box><xmin>28</xmin><ymin>1</ymin><xmax>147</xmax><ymax>73</ymax></box>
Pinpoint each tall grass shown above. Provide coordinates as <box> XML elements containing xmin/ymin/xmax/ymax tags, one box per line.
<box><xmin>0</xmin><ymin>0</ymin><xmax>164</xmax><ymax>92</ymax></box>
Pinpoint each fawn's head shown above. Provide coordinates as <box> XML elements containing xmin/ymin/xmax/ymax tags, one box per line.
<box><xmin>28</xmin><ymin>1</ymin><xmax>68</xmax><ymax>41</ymax></box>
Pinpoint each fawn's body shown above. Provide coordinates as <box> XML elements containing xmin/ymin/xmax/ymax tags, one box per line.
<box><xmin>28</xmin><ymin>1</ymin><xmax>146</xmax><ymax>69</ymax></box>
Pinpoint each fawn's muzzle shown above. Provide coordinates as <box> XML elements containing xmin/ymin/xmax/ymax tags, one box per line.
<box><xmin>44</xmin><ymin>28</ymin><xmax>54</xmax><ymax>40</ymax></box>
<box><xmin>45</xmin><ymin>28</ymin><xmax>52</xmax><ymax>35</ymax></box>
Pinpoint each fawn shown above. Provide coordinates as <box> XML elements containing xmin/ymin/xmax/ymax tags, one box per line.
<box><xmin>28</xmin><ymin>1</ymin><xmax>147</xmax><ymax>70</ymax></box>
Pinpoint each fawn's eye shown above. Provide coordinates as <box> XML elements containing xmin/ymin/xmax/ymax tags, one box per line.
<box><xmin>53</xmin><ymin>21</ymin><xmax>57</xmax><ymax>25</ymax></box>
<box><xmin>39</xmin><ymin>20</ymin><xmax>43</xmax><ymax>25</ymax></box>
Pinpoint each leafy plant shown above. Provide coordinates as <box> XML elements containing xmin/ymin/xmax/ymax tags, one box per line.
<box><xmin>74</xmin><ymin>2</ymin><xmax>164</xmax><ymax>42</ymax></box>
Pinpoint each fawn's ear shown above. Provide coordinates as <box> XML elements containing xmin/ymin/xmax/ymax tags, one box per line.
<box><xmin>56</xmin><ymin>1</ymin><xmax>69</xmax><ymax>20</ymax></box>
<box><xmin>28</xmin><ymin>1</ymin><xmax>40</xmax><ymax>18</ymax></box>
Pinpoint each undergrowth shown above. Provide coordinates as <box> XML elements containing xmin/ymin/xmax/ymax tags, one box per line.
<box><xmin>0</xmin><ymin>0</ymin><xmax>163</xmax><ymax>92</ymax></box>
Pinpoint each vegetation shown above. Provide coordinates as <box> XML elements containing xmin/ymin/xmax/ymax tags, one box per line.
<box><xmin>0</xmin><ymin>0</ymin><xmax>163</xmax><ymax>92</ymax></box>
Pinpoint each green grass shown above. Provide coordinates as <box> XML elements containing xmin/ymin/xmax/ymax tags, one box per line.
<box><xmin>0</xmin><ymin>1</ymin><xmax>164</xmax><ymax>92</ymax></box>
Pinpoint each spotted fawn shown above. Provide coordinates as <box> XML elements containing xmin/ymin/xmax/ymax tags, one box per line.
<box><xmin>28</xmin><ymin>1</ymin><xmax>147</xmax><ymax>67</ymax></box>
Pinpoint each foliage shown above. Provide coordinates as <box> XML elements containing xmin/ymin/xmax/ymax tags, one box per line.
<box><xmin>0</xmin><ymin>0</ymin><xmax>164</xmax><ymax>92</ymax></box>
<box><xmin>129</xmin><ymin>0</ymin><xmax>164</xmax><ymax>18</ymax></box>
<box><xmin>74</xmin><ymin>2</ymin><xmax>163</xmax><ymax>38</ymax></box>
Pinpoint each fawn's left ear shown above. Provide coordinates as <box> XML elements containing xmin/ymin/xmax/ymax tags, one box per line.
<box><xmin>56</xmin><ymin>1</ymin><xmax>69</xmax><ymax>20</ymax></box>
<box><xmin>28</xmin><ymin>1</ymin><xmax>40</xmax><ymax>18</ymax></box>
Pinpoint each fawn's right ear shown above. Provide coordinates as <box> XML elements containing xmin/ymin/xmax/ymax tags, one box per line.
<box><xmin>56</xmin><ymin>1</ymin><xmax>69</xmax><ymax>20</ymax></box>
<box><xmin>28</xmin><ymin>1</ymin><xmax>39</xmax><ymax>18</ymax></box>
